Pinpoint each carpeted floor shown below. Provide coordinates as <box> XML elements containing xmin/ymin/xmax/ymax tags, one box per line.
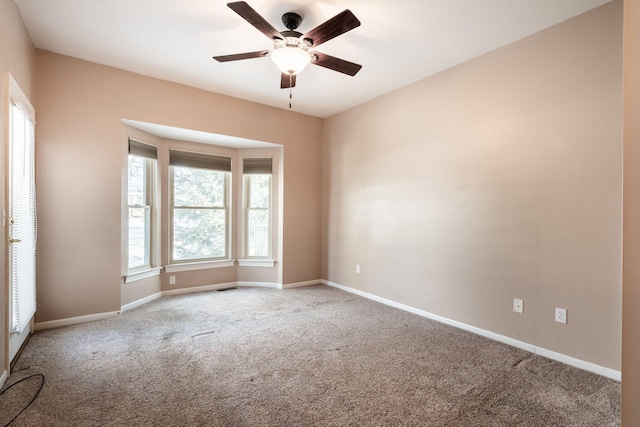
<box><xmin>0</xmin><ymin>285</ymin><xmax>620</xmax><ymax>426</ymax></box>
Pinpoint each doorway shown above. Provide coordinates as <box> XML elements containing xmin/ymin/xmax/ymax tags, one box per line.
<box><xmin>6</xmin><ymin>73</ymin><xmax>36</xmax><ymax>364</ymax></box>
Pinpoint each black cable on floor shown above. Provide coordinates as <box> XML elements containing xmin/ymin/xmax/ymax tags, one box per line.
<box><xmin>0</xmin><ymin>373</ymin><xmax>45</xmax><ymax>427</ymax></box>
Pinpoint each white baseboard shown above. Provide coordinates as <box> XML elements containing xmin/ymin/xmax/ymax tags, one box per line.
<box><xmin>121</xmin><ymin>292</ymin><xmax>163</xmax><ymax>312</ymax></box>
<box><xmin>281</xmin><ymin>279</ymin><xmax>321</xmax><ymax>289</ymax></box>
<box><xmin>35</xmin><ymin>311</ymin><xmax>121</xmax><ymax>331</ymax></box>
<box><xmin>0</xmin><ymin>370</ymin><xmax>7</xmax><ymax>389</ymax></box>
<box><xmin>34</xmin><ymin>283</ymin><xmax>269</xmax><ymax>332</ymax></box>
<box><xmin>162</xmin><ymin>282</ymin><xmax>238</xmax><ymax>296</ymax></box>
<box><xmin>322</xmin><ymin>280</ymin><xmax>621</xmax><ymax>381</ymax></box>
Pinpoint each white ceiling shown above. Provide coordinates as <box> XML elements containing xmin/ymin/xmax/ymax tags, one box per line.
<box><xmin>16</xmin><ymin>0</ymin><xmax>611</xmax><ymax>119</ymax></box>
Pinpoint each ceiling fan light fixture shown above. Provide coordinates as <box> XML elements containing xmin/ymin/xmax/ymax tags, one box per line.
<box><xmin>213</xmin><ymin>2</ymin><xmax>363</xmax><ymax>93</ymax></box>
<box><xmin>270</xmin><ymin>46</ymin><xmax>312</xmax><ymax>75</ymax></box>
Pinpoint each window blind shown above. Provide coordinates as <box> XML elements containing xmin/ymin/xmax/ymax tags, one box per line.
<box><xmin>243</xmin><ymin>157</ymin><xmax>273</xmax><ymax>174</ymax></box>
<box><xmin>128</xmin><ymin>138</ymin><xmax>157</xmax><ymax>159</ymax></box>
<box><xmin>170</xmin><ymin>150</ymin><xmax>231</xmax><ymax>172</ymax></box>
<box><xmin>10</xmin><ymin>101</ymin><xmax>37</xmax><ymax>334</ymax></box>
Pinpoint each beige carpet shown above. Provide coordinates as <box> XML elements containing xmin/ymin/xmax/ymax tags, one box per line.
<box><xmin>1</xmin><ymin>285</ymin><xmax>620</xmax><ymax>426</ymax></box>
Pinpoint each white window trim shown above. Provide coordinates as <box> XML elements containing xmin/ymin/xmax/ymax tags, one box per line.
<box><xmin>169</xmin><ymin>164</ymin><xmax>231</xmax><ymax>264</ymax></box>
<box><xmin>127</xmin><ymin>203</ymin><xmax>151</xmax><ymax>270</ymax></box>
<box><xmin>127</xmin><ymin>147</ymin><xmax>157</xmax><ymax>274</ymax></box>
<box><xmin>242</xmin><ymin>169</ymin><xmax>273</xmax><ymax>260</ymax></box>
<box><xmin>237</xmin><ymin>259</ymin><xmax>276</xmax><ymax>267</ymax></box>
<box><xmin>164</xmin><ymin>259</ymin><xmax>235</xmax><ymax>273</ymax></box>
<box><xmin>124</xmin><ymin>267</ymin><xmax>162</xmax><ymax>283</ymax></box>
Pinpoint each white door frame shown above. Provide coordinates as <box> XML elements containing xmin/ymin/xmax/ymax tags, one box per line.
<box><xmin>4</xmin><ymin>72</ymin><xmax>36</xmax><ymax>369</ymax></box>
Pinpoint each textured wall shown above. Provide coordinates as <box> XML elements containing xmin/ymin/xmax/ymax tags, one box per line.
<box><xmin>323</xmin><ymin>1</ymin><xmax>622</xmax><ymax>370</ymax></box>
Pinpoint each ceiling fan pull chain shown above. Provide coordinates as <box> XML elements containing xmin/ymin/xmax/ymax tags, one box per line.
<box><xmin>289</xmin><ymin>73</ymin><xmax>293</xmax><ymax>109</ymax></box>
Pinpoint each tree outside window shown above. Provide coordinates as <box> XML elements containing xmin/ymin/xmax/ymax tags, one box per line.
<box><xmin>245</xmin><ymin>174</ymin><xmax>271</xmax><ymax>258</ymax></box>
<box><xmin>128</xmin><ymin>154</ymin><xmax>150</xmax><ymax>270</ymax></box>
<box><xmin>171</xmin><ymin>165</ymin><xmax>229</xmax><ymax>261</ymax></box>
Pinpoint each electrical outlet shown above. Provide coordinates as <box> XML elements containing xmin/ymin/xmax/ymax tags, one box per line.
<box><xmin>513</xmin><ymin>298</ymin><xmax>523</xmax><ymax>314</ymax></box>
<box><xmin>555</xmin><ymin>307</ymin><xmax>567</xmax><ymax>324</ymax></box>
<box><xmin>355</xmin><ymin>264</ymin><xmax>360</xmax><ymax>274</ymax></box>
<box><xmin>169</xmin><ymin>276</ymin><xmax>176</xmax><ymax>285</ymax></box>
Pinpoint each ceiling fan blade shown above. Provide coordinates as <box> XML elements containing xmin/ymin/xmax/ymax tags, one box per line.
<box><xmin>302</xmin><ymin>9</ymin><xmax>361</xmax><ymax>47</ymax></box>
<box><xmin>280</xmin><ymin>73</ymin><xmax>297</xmax><ymax>89</ymax></box>
<box><xmin>312</xmin><ymin>52</ymin><xmax>362</xmax><ymax>76</ymax></box>
<box><xmin>213</xmin><ymin>50</ymin><xmax>269</xmax><ymax>62</ymax></box>
<box><xmin>227</xmin><ymin>1</ymin><xmax>283</xmax><ymax>41</ymax></box>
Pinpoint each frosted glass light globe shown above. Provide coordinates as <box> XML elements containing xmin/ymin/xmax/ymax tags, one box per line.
<box><xmin>271</xmin><ymin>47</ymin><xmax>312</xmax><ymax>75</ymax></box>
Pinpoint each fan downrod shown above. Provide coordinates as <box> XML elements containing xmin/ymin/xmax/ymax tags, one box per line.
<box><xmin>282</xmin><ymin>12</ymin><xmax>302</xmax><ymax>30</ymax></box>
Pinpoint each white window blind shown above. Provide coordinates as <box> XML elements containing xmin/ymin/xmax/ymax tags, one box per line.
<box><xmin>10</xmin><ymin>101</ymin><xmax>37</xmax><ymax>334</ymax></box>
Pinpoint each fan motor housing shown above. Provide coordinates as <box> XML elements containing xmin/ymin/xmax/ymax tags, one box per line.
<box><xmin>280</xmin><ymin>30</ymin><xmax>302</xmax><ymax>39</ymax></box>
<box><xmin>282</xmin><ymin>12</ymin><xmax>302</xmax><ymax>30</ymax></box>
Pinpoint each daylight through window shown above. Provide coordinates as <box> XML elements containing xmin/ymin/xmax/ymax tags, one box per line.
<box><xmin>244</xmin><ymin>158</ymin><xmax>272</xmax><ymax>258</ymax></box>
<box><xmin>127</xmin><ymin>139</ymin><xmax>157</xmax><ymax>271</ymax></box>
<box><xmin>170</xmin><ymin>151</ymin><xmax>231</xmax><ymax>263</ymax></box>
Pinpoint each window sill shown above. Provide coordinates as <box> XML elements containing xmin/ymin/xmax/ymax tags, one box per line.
<box><xmin>165</xmin><ymin>259</ymin><xmax>235</xmax><ymax>273</ymax></box>
<box><xmin>125</xmin><ymin>267</ymin><xmax>162</xmax><ymax>283</ymax></box>
<box><xmin>237</xmin><ymin>259</ymin><xmax>276</xmax><ymax>267</ymax></box>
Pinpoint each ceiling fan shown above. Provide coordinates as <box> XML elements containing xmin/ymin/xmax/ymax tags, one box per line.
<box><xmin>213</xmin><ymin>1</ymin><xmax>362</xmax><ymax>91</ymax></box>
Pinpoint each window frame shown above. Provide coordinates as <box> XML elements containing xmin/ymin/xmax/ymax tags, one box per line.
<box><xmin>126</xmin><ymin>142</ymin><xmax>157</xmax><ymax>274</ymax></box>
<box><xmin>169</xmin><ymin>163</ymin><xmax>231</xmax><ymax>264</ymax></box>
<box><xmin>243</xmin><ymin>173</ymin><xmax>272</xmax><ymax>259</ymax></box>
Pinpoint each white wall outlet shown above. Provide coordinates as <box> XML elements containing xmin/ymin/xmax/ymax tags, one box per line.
<box><xmin>355</xmin><ymin>264</ymin><xmax>360</xmax><ymax>274</ymax></box>
<box><xmin>555</xmin><ymin>307</ymin><xmax>567</xmax><ymax>324</ymax></box>
<box><xmin>169</xmin><ymin>276</ymin><xmax>176</xmax><ymax>285</ymax></box>
<box><xmin>513</xmin><ymin>298</ymin><xmax>523</xmax><ymax>314</ymax></box>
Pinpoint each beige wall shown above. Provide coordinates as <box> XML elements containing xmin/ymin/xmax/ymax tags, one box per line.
<box><xmin>0</xmin><ymin>0</ymin><xmax>35</xmax><ymax>374</ymax></box>
<box><xmin>622</xmin><ymin>0</ymin><xmax>640</xmax><ymax>423</ymax></box>
<box><xmin>35</xmin><ymin>50</ymin><xmax>323</xmax><ymax>322</ymax></box>
<box><xmin>323</xmin><ymin>1</ymin><xmax>623</xmax><ymax>370</ymax></box>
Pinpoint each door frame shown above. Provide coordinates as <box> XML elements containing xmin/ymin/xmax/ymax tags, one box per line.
<box><xmin>4</xmin><ymin>72</ymin><xmax>36</xmax><ymax>373</ymax></box>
